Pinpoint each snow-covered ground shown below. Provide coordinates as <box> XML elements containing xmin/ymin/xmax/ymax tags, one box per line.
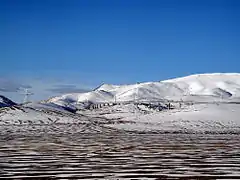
<box><xmin>105</xmin><ymin>103</ymin><xmax>240</xmax><ymax>133</ymax></box>
<box><xmin>0</xmin><ymin>101</ymin><xmax>240</xmax><ymax>134</ymax></box>
<box><xmin>0</xmin><ymin>103</ymin><xmax>115</xmax><ymax>135</ymax></box>
<box><xmin>74</xmin><ymin>101</ymin><xmax>240</xmax><ymax>134</ymax></box>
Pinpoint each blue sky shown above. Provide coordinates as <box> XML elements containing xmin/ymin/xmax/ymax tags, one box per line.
<box><xmin>1</xmin><ymin>0</ymin><xmax>240</xmax><ymax>102</ymax></box>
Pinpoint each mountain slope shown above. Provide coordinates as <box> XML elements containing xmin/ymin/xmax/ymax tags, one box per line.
<box><xmin>162</xmin><ymin>73</ymin><xmax>240</xmax><ymax>97</ymax></box>
<box><xmin>0</xmin><ymin>95</ymin><xmax>17</xmax><ymax>108</ymax></box>
<box><xmin>48</xmin><ymin>73</ymin><xmax>240</xmax><ymax>107</ymax></box>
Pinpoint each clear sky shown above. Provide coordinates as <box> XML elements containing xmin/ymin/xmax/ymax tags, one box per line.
<box><xmin>1</xmin><ymin>0</ymin><xmax>240</xmax><ymax>102</ymax></box>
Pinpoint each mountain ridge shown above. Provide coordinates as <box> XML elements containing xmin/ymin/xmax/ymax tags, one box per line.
<box><xmin>48</xmin><ymin>73</ymin><xmax>240</xmax><ymax>107</ymax></box>
<box><xmin>0</xmin><ymin>95</ymin><xmax>17</xmax><ymax>108</ymax></box>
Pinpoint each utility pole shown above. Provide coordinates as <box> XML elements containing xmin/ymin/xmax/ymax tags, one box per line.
<box><xmin>135</xmin><ymin>82</ymin><xmax>140</xmax><ymax>120</ymax></box>
<box><xmin>114</xmin><ymin>94</ymin><xmax>117</xmax><ymax>104</ymax></box>
<box><xmin>220</xmin><ymin>90</ymin><xmax>224</xmax><ymax>103</ymax></box>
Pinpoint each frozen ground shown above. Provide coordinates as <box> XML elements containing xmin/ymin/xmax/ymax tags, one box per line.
<box><xmin>0</xmin><ymin>133</ymin><xmax>240</xmax><ymax>179</ymax></box>
<box><xmin>0</xmin><ymin>104</ymin><xmax>117</xmax><ymax>135</ymax></box>
<box><xmin>1</xmin><ymin>102</ymin><xmax>240</xmax><ymax>179</ymax></box>
<box><xmin>104</xmin><ymin>103</ymin><xmax>240</xmax><ymax>134</ymax></box>
<box><xmin>0</xmin><ymin>102</ymin><xmax>240</xmax><ymax>134</ymax></box>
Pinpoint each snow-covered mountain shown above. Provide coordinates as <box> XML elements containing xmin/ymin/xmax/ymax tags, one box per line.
<box><xmin>1</xmin><ymin>73</ymin><xmax>240</xmax><ymax>134</ymax></box>
<box><xmin>0</xmin><ymin>95</ymin><xmax>17</xmax><ymax>108</ymax></box>
<box><xmin>48</xmin><ymin>73</ymin><xmax>240</xmax><ymax>107</ymax></box>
